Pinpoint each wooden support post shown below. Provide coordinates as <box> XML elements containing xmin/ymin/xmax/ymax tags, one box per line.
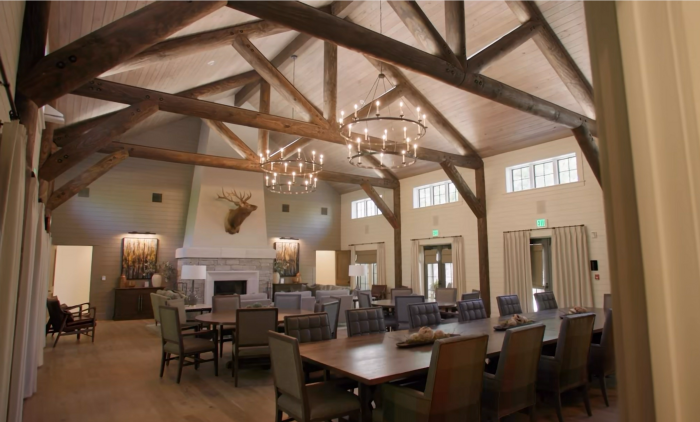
<box><xmin>388</xmin><ymin>0</ymin><xmax>463</xmax><ymax>69</ymax></box>
<box><xmin>324</xmin><ymin>42</ymin><xmax>338</xmax><ymax>126</ymax></box>
<box><xmin>228</xmin><ymin>1</ymin><xmax>596</xmax><ymax>134</ymax></box>
<box><xmin>18</xmin><ymin>1</ymin><xmax>226</xmax><ymax>107</ymax></box>
<box><xmin>104</xmin><ymin>21</ymin><xmax>289</xmax><ymax>76</ymax></box>
<box><xmin>506</xmin><ymin>0</ymin><xmax>595</xmax><ymax>118</ymax></box>
<box><xmin>39</xmin><ymin>101</ymin><xmax>158</xmax><ymax>181</ymax></box>
<box><xmin>203</xmin><ymin>120</ymin><xmax>258</xmax><ymax>162</ymax></box>
<box><xmin>572</xmin><ymin>124</ymin><xmax>602</xmax><ymax>186</ymax></box>
<box><xmin>475</xmin><ymin>167</ymin><xmax>491</xmax><ymax>316</ymax></box>
<box><xmin>232</xmin><ymin>35</ymin><xmax>327</xmax><ymax>126</ymax></box>
<box><xmin>360</xmin><ymin>183</ymin><xmax>400</xmax><ymax>229</ymax></box>
<box><xmin>444</xmin><ymin>0</ymin><xmax>467</xmax><ymax>68</ymax></box>
<box><xmin>393</xmin><ymin>186</ymin><xmax>403</xmax><ymax>287</ymax></box>
<box><xmin>257</xmin><ymin>81</ymin><xmax>271</xmax><ymax>156</ymax></box>
<box><xmin>38</xmin><ymin>122</ymin><xmax>56</xmax><ymax>203</ymax></box>
<box><xmin>46</xmin><ymin>150</ymin><xmax>129</xmax><ymax>210</ymax></box>
<box><xmin>100</xmin><ymin>142</ymin><xmax>400</xmax><ymax>189</ymax></box>
<box><xmin>466</xmin><ymin>20</ymin><xmax>540</xmax><ymax>74</ymax></box>
<box><xmin>439</xmin><ymin>160</ymin><xmax>485</xmax><ymax>218</ymax></box>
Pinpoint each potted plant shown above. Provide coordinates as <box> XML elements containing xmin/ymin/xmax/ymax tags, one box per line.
<box><xmin>158</xmin><ymin>261</ymin><xmax>177</xmax><ymax>288</ymax></box>
<box><xmin>273</xmin><ymin>260</ymin><xmax>289</xmax><ymax>284</ymax></box>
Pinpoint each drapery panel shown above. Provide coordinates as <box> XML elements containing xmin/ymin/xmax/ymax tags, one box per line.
<box><xmin>552</xmin><ymin>226</ymin><xmax>594</xmax><ymax>308</ymax></box>
<box><xmin>410</xmin><ymin>240</ymin><xmax>423</xmax><ymax>294</ymax></box>
<box><xmin>376</xmin><ymin>243</ymin><xmax>386</xmax><ymax>286</ymax></box>
<box><xmin>452</xmin><ymin>237</ymin><xmax>467</xmax><ymax>297</ymax></box>
<box><xmin>503</xmin><ymin>230</ymin><xmax>534</xmax><ymax>312</ymax></box>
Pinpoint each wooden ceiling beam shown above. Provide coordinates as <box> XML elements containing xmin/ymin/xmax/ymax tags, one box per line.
<box><xmin>46</xmin><ymin>150</ymin><xmax>128</xmax><ymax>210</ymax></box>
<box><xmin>388</xmin><ymin>0</ymin><xmax>463</xmax><ymax>69</ymax></box>
<box><xmin>39</xmin><ymin>101</ymin><xmax>158</xmax><ymax>181</ymax></box>
<box><xmin>467</xmin><ymin>20</ymin><xmax>540</xmax><ymax>74</ymax></box>
<box><xmin>360</xmin><ymin>182</ymin><xmax>400</xmax><ymax>229</ymax></box>
<box><xmin>505</xmin><ymin>1</ymin><xmax>595</xmax><ymax>118</ymax></box>
<box><xmin>572</xmin><ymin>123</ymin><xmax>601</xmax><ymax>186</ymax></box>
<box><xmin>439</xmin><ymin>160</ymin><xmax>485</xmax><ymax>218</ymax></box>
<box><xmin>444</xmin><ymin>1</ymin><xmax>467</xmax><ymax>68</ymax></box>
<box><xmin>257</xmin><ymin>81</ymin><xmax>271</xmax><ymax>156</ymax></box>
<box><xmin>232</xmin><ymin>35</ymin><xmax>327</xmax><ymax>126</ymax></box>
<box><xmin>18</xmin><ymin>1</ymin><xmax>226</xmax><ymax>107</ymax></box>
<box><xmin>99</xmin><ymin>142</ymin><xmax>399</xmax><ymax>189</ymax></box>
<box><xmin>227</xmin><ymin>1</ymin><xmax>596</xmax><ymax>135</ymax></box>
<box><xmin>269</xmin><ymin>137</ymin><xmax>314</xmax><ymax>160</ymax></box>
<box><xmin>203</xmin><ymin>120</ymin><xmax>258</xmax><ymax>161</ymax></box>
<box><xmin>104</xmin><ymin>20</ymin><xmax>289</xmax><ymax>76</ymax></box>
<box><xmin>324</xmin><ymin>41</ymin><xmax>338</xmax><ymax>126</ymax></box>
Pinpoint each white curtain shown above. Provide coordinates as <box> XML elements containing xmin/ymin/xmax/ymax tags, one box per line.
<box><xmin>504</xmin><ymin>231</ymin><xmax>534</xmax><ymax>312</ymax></box>
<box><xmin>0</xmin><ymin>122</ymin><xmax>27</xmax><ymax>421</ymax></box>
<box><xmin>410</xmin><ymin>240</ymin><xmax>423</xmax><ymax>294</ymax></box>
<box><xmin>26</xmin><ymin>216</ymin><xmax>50</xmax><ymax>397</ymax></box>
<box><xmin>552</xmin><ymin>226</ymin><xmax>594</xmax><ymax>308</ymax></box>
<box><xmin>376</xmin><ymin>243</ymin><xmax>386</xmax><ymax>285</ymax></box>
<box><xmin>452</xmin><ymin>237</ymin><xmax>467</xmax><ymax>297</ymax></box>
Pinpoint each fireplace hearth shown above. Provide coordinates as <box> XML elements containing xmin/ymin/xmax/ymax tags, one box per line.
<box><xmin>214</xmin><ymin>280</ymin><xmax>247</xmax><ymax>296</ymax></box>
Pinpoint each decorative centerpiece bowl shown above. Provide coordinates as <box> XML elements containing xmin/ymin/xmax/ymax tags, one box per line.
<box><xmin>560</xmin><ymin>306</ymin><xmax>589</xmax><ymax>318</ymax></box>
<box><xmin>494</xmin><ymin>314</ymin><xmax>537</xmax><ymax>331</ymax></box>
<box><xmin>396</xmin><ymin>327</ymin><xmax>459</xmax><ymax>348</ymax></box>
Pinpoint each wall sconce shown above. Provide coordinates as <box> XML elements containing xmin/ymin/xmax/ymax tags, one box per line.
<box><xmin>128</xmin><ymin>231</ymin><xmax>157</xmax><ymax>235</ymax></box>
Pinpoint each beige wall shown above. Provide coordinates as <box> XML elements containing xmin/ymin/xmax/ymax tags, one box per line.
<box><xmin>51</xmin><ymin>118</ymin><xmax>200</xmax><ymax>319</ymax></box>
<box><xmin>0</xmin><ymin>1</ymin><xmax>23</xmax><ymax>124</ymax></box>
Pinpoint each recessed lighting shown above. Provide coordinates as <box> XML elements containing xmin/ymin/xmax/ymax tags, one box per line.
<box><xmin>207</xmin><ymin>60</ymin><xmax>216</xmax><ymax>66</ymax></box>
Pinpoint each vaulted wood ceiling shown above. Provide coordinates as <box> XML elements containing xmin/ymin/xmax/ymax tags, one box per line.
<box><xmin>47</xmin><ymin>1</ymin><xmax>592</xmax><ymax>193</ymax></box>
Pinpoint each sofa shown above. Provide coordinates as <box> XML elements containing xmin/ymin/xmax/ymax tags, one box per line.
<box><xmin>151</xmin><ymin>290</ymin><xmax>188</xmax><ymax>325</ymax></box>
<box><xmin>315</xmin><ymin>289</ymin><xmax>351</xmax><ymax>302</ymax></box>
<box><xmin>274</xmin><ymin>292</ymin><xmax>316</xmax><ymax>311</ymax></box>
<box><xmin>240</xmin><ymin>293</ymin><xmax>272</xmax><ymax>308</ymax></box>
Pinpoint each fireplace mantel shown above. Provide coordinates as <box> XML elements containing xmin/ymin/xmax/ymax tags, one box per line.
<box><xmin>204</xmin><ymin>270</ymin><xmax>260</xmax><ymax>306</ymax></box>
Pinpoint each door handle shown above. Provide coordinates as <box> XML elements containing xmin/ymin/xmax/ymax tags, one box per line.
<box><xmin>138</xmin><ymin>295</ymin><xmax>142</xmax><ymax>311</ymax></box>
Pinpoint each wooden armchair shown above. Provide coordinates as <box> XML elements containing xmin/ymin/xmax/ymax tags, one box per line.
<box><xmin>46</xmin><ymin>296</ymin><xmax>97</xmax><ymax>348</ymax></box>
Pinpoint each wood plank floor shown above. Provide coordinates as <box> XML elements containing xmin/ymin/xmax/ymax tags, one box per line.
<box><xmin>23</xmin><ymin>320</ymin><xmax>619</xmax><ymax>422</ymax></box>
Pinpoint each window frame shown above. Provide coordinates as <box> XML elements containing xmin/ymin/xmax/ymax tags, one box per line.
<box><xmin>505</xmin><ymin>153</ymin><xmax>579</xmax><ymax>193</ymax></box>
<box><xmin>351</xmin><ymin>197</ymin><xmax>383</xmax><ymax>220</ymax></box>
<box><xmin>413</xmin><ymin>180</ymin><xmax>460</xmax><ymax>209</ymax></box>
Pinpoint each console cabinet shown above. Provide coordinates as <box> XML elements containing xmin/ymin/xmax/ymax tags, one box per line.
<box><xmin>113</xmin><ymin>287</ymin><xmax>159</xmax><ymax>320</ymax></box>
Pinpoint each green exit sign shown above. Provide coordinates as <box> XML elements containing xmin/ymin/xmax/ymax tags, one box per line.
<box><xmin>432</xmin><ymin>229</ymin><xmax>439</xmax><ymax>237</ymax></box>
<box><xmin>536</xmin><ymin>219</ymin><xmax>548</xmax><ymax>228</ymax></box>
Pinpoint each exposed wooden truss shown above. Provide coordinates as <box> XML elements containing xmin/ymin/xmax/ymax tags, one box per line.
<box><xmin>444</xmin><ymin>0</ymin><xmax>467</xmax><ymax>69</ymax></box>
<box><xmin>203</xmin><ymin>119</ymin><xmax>258</xmax><ymax>162</ymax></box>
<box><xmin>572</xmin><ymin>124</ymin><xmax>601</xmax><ymax>186</ymax></box>
<box><xmin>257</xmin><ymin>81</ymin><xmax>271</xmax><ymax>156</ymax></box>
<box><xmin>475</xmin><ymin>167</ymin><xmax>491</xmax><ymax>316</ymax></box>
<box><xmin>393</xmin><ymin>187</ymin><xmax>403</xmax><ymax>287</ymax></box>
<box><xmin>360</xmin><ymin>183</ymin><xmax>399</xmax><ymax>229</ymax></box>
<box><xmin>466</xmin><ymin>20</ymin><xmax>540</xmax><ymax>74</ymax></box>
<box><xmin>439</xmin><ymin>160</ymin><xmax>485</xmax><ymax>218</ymax></box>
<box><xmin>178</xmin><ymin>71</ymin><xmax>260</xmax><ymax>99</ymax></box>
<box><xmin>323</xmin><ymin>42</ymin><xmax>338</xmax><ymax>126</ymax></box>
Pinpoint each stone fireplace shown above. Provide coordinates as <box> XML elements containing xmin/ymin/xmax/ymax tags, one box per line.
<box><xmin>214</xmin><ymin>280</ymin><xmax>247</xmax><ymax>296</ymax></box>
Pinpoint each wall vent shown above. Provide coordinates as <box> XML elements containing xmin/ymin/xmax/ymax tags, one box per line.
<box><xmin>78</xmin><ymin>188</ymin><xmax>90</xmax><ymax>198</ymax></box>
<box><xmin>321</xmin><ymin>207</ymin><xmax>328</xmax><ymax>215</ymax></box>
<box><xmin>282</xmin><ymin>204</ymin><xmax>290</xmax><ymax>213</ymax></box>
<box><xmin>433</xmin><ymin>215</ymin><xmax>439</xmax><ymax>225</ymax></box>
<box><xmin>536</xmin><ymin>200</ymin><xmax>546</xmax><ymax>214</ymax></box>
<box><xmin>152</xmin><ymin>193</ymin><xmax>163</xmax><ymax>203</ymax></box>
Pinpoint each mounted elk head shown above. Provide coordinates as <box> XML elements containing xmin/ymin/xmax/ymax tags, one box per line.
<box><xmin>216</xmin><ymin>189</ymin><xmax>258</xmax><ymax>234</ymax></box>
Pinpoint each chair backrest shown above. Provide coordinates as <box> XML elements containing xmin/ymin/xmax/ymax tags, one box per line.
<box><xmin>534</xmin><ymin>291</ymin><xmax>558</xmax><ymax>311</ymax></box>
<box><xmin>165</xmin><ymin>298</ymin><xmax>187</xmax><ymax>323</ymax></box>
<box><xmin>457</xmin><ymin>299</ymin><xmax>488</xmax><ymax>322</ymax></box>
<box><xmin>236</xmin><ymin>308</ymin><xmax>279</xmax><ymax>348</ymax></box>
<box><xmin>315</xmin><ymin>289</ymin><xmax>350</xmax><ymax>301</ymax></box>
<box><xmin>493</xmin><ymin>324</ymin><xmax>546</xmax><ymax>413</ymax></box>
<box><xmin>599</xmin><ymin>308</ymin><xmax>615</xmax><ymax>373</ymax></box>
<box><xmin>268</xmin><ymin>331</ymin><xmax>309</xmax><ymax>418</ymax></box>
<box><xmin>346</xmin><ymin>307</ymin><xmax>386</xmax><ymax>337</ymax></box>
<box><xmin>555</xmin><ymin>313</ymin><xmax>596</xmax><ymax>390</ymax></box>
<box><xmin>275</xmin><ymin>294</ymin><xmax>302</xmax><ymax>310</ymax></box>
<box><xmin>321</xmin><ymin>301</ymin><xmax>340</xmax><ymax>339</ymax></box>
<box><xmin>435</xmin><ymin>288</ymin><xmax>457</xmax><ymax>303</ymax></box>
<box><xmin>391</xmin><ymin>287</ymin><xmax>413</xmax><ymax>300</ymax></box>
<box><xmin>150</xmin><ymin>294</ymin><xmax>170</xmax><ymax>323</ymax></box>
<box><xmin>461</xmin><ymin>292</ymin><xmax>480</xmax><ymax>301</ymax></box>
<box><xmin>371</xmin><ymin>285</ymin><xmax>387</xmax><ymax>299</ymax></box>
<box><xmin>496</xmin><ymin>295</ymin><xmax>523</xmax><ymax>316</ymax></box>
<box><xmin>159</xmin><ymin>306</ymin><xmax>183</xmax><ymax>345</ymax></box>
<box><xmin>331</xmin><ymin>295</ymin><xmax>354</xmax><ymax>324</ymax></box>
<box><xmin>212</xmin><ymin>294</ymin><xmax>241</xmax><ymax>312</ymax></box>
<box><xmin>395</xmin><ymin>295</ymin><xmax>425</xmax><ymax>324</ymax></box>
<box><xmin>408</xmin><ymin>303</ymin><xmax>442</xmax><ymax>328</ymax></box>
<box><xmin>284</xmin><ymin>313</ymin><xmax>332</xmax><ymax>343</ymax></box>
<box><xmin>357</xmin><ymin>291</ymin><xmax>372</xmax><ymax>308</ymax></box>
<box><xmin>423</xmin><ymin>334</ymin><xmax>489</xmax><ymax>420</ymax></box>
<box><xmin>355</xmin><ymin>289</ymin><xmax>372</xmax><ymax>297</ymax></box>
<box><xmin>603</xmin><ymin>293</ymin><xmax>612</xmax><ymax>313</ymax></box>
<box><xmin>46</xmin><ymin>297</ymin><xmax>67</xmax><ymax>330</ymax></box>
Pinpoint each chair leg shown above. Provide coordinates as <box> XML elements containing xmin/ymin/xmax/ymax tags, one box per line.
<box><xmin>599</xmin><ymin>376</ymin><xmax>610</xmax><ymax>407</ymax></box>
<box><xmin>53</xmin><ymin>331</ymin><xmax>62</xmax><ymax>348</ymax></box>
<box><xmin>275</xmin><ymin>407</ymin><xmax>283</xmax><ymax>422</ymax></box>
<box><xmin>234</xmin><ymin>355</ymin><xmax>239</xmax><ymax>387</ymax></box>
<box><xmin>554</xmin><ymin>393</ymin><xmax>564</xmax><ymax>422</ymax></box>
<box><xmin>214</xmin><ymin>349</ymin><xmax>219</xmax><ymax>377</ymax></box>
<box><xmin>166</xmin><ymin>353</ymin><xmax>171</xmax><ymax>366</ymax></box>
<box><xmin>177</xmin><ymin>356</ymin><xmax>185</xmax><ymax>384</ymax></box>
<box><xmin>92</xmin><ymin>324</ymin><xmax>96</xmax><ymax>342</ymax></box>
<box><xmin>76</xmin><ymin>331</ymin><xmax>81</xmax><ymax>340</ymax></box>
<box><xmin>528</xmin><ymin>404</ymin><xmax>537</xmax><ymax>422</ymax></box>
<box><xmin>581</xmin><ymin>385</ymin><xmax>593</xmax><ymax>416</ymax></box>
<box><xmin>195</xmin><ymin>354</ymin><xmax>200</xmax><ymax>370</ymax></box>
<box><xmin>219</xmin><ymin>327</ymin><xmax>224</xmax><ymax>357</ymax></box>
<box><xmin>160</xmin><ymin>351</ymin><xmax>166</xmax><ymax>378</ymax></box>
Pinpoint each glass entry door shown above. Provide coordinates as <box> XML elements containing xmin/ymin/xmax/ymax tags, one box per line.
<box><xmin>423</xmin><ymin>245</ymin><xmax>453</xmax><ymax>300</ymax></box>
<box><xmin>530</xmin><ymin>238</ymin><xmax>552</xmax><ymax>310</ymax></box>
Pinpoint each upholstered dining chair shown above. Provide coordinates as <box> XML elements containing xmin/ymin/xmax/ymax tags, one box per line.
<box><xmin>268</xmin><ymin>331</ymin><xmax>361</xmax><ymax>422</ymax></box>
<box><xmin>373</xmin><ymin>334</ymin><xmax>489</xmax><ymax>422</ymax></box>
<box><xmin>435</xmin><ymin>288</ymin><xmax>457</xmax><ymax>303</ymax></box>
<box><xmin>150</xmin><ymin>293</ymin><xmax>168</xmax><ymax>326</ymax></box>
<box><xmin>603</xmin><ymin>293</ymin><xmax>612</xmax><ymax>313</ymax></box>
<box><xmin>371</xmin><ymin>284</ymin><xmax>387</xmax><ymax>300</ymax></box>
<box><xmin>537</xmin><ymin>313</ymin><xmax>596</xmax><ymax>422</ymax></box>
<box><xmin>390</xmin><ymin>287</ymin><xmax>413</xmax><ymax>301</ymax></box>
<box><xmin>461</xmin><ymin>292</ymin><xmax>480</xmax><ymax>301</ymax></box>
<box><xmin>496</xmin><ymin>295</ymin><xmax>523</xmax><ymax>316</ymax></box>
<box><xmin>284</xmin><ymin>312</ymin><xmax>333</xmax><ymax>343</ymax></box>
<box><xmin>165</xmin><ymin>298</ymin><xmax>202</xmax><ymax>331</ymax></box>
<box><xmin>589</xmin><ymin>308</ymin><xmax>615</xmax><ymax>406</ymax></box>
<box><xmin>392</xmin><ymin>295</ymin><xmax>425</xmax><ymax>331</ymax></box>
<box><xmin>212</xmin><ymin>294</ymin><xmax>240</xmax><ymax>357</ymax></box>
<box><xmin>457</xmin><ymin>299</ymin><xmax>488</xmax><ymax>322</ymax></box>
<box><xmin>46</xmin><ymin>296</ymin><xmax>97</xmax><ymax>348</ymax></box>
<box><xmin>534</xmin><ymin>291</ymin><xmax>559</xmax><ymax>311</ymax></box>
<box><xmin>275</xmin><ymin>294</ymin><xmax>302</xmax><ymax>310</ymax></box>
<box><xmin>481</xmin><ymin>323</ymin><xmax>545</xmax><ymax>421</ymax></box>
<box><xmin>331</xmin><ymin>295</ymin><xmax>354</xmax><ymax>325</ymax></box>
<box><xmin>159</xmin><ymin>306</ymin><xmax>218</xmax><ymax>384</ymax></box>
<box><xmin>321</xmin><ymin>301</ymin><xmax>341</xmax><ymax>339</ymax></box>
<box><xmin>357</xmin><ymin>291</ymin><xmax>372</xmax><ymax>308</ymax></box>
<box><xmin>233</xmin><ymin>308</ymin><xmax>279</xmax><ymax>387</ymax></box>
<box><xmin>346</xmin><ymin>307</ymin><xmax>387</xmax><ymax>337</ymax></box>
<box><xmin>408</xmin><ymin>303</ymin><xmax>442</xmax><ymax>329</ymax></box>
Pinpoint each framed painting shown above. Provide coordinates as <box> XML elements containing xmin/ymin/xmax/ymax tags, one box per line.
<box><xmin>274</xmin><ymin>241</ymin><xmax>300</xmax><ymax>277</ymax></box>
<box><xmin>122</xmin><ymin>238</ymin><xmax>159</xmax><ymax>279</ymax></box>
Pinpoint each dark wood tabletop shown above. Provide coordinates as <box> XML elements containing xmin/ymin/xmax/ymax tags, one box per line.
<box><xmin>194</xmin><ymin>308</ymin><xmax>314</xmax><ymax>325</ymax></box>
<box><xmin>298</xmin><ymin>308</ymin><xmax>606</xmax><ymax>386</ymax></box>
<box><xmin>372</xmin><ymin>299</ymin><xmax>457</xmax><ymax>309</ymax></box>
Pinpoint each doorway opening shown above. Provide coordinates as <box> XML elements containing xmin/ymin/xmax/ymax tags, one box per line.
<box><xmin>52</xmin><ymin>245</ymin><xmax>93</xmax><ymax>306</ymax></box>
<box><xmin>530</xmin><ymin>238</ymin><xmax>552</xmax><ymax>311</ymax></box>
<box><xmin>423</xmin><ymin>244</ymin><xmax>453</xmax><ymax>300</ymax></box>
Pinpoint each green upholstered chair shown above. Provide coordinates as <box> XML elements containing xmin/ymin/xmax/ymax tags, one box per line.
<box><xmin>159</xmin><ymin>306</ymin><xmax>218</xmax><ymax>384</ymax></box>
<box><xmin>268</xmin><ymin>331</ymin><xmax>361</xmax><ymax>422</ymax></box>
<box><xmin>537</xmin><ymin>313</ymin><xmax>596</xmax><ymax>422</ymax></box>
<box><xmin>481</xmin><ymin>323</ymin><xmax>546</xmax><ymax>421</ymax></box>
<box><xmin>373</xmin><ymin>334</ymin><xmax>489</xmax><ymax>422</ymax></box>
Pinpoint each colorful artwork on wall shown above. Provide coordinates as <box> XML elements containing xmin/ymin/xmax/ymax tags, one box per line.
<box><xmin>121</xmin><ymin>238</ymin><xmax>159</xmax><ymax>279</ymax></box>
<box><xmin>274</xmin><ymin>241</ymin><xmax>300</xmax><ymax>277</ymax></box>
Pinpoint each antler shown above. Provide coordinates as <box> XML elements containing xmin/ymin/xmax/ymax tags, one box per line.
<box><xmin>217</xmin><ymin>188</ymin><xmax>240</xmax><ymax>206</ymax></box>
<box><xmin>233</xmin><ymin>190</ymin><xmax>252</xmax><ymax>204</ymax></box>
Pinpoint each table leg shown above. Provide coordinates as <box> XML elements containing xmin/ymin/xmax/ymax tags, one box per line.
<box><xmin>359</xmin><ymin>383</ymin><xmax>375</xmax><ymax>422</ymax></box>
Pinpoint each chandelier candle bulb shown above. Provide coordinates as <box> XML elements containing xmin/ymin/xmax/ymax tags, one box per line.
<box><xmin>288</xmin><ymin>181</ymin><xmax>291</xmax><ymax>191</ymax></box>
<box><xmin>400</xmin><ymin>101</ymin><xmax>404</xmax><ymax>115</ymax></box>
<box><xmin>347</xmin><ymin>144</ymin><xmax>352</xmax><ymax>158</ymax></box>
<box><xmin>375</xmin><ymin>100</ymin><xmax>380</xmax><ymax>116</ymax></box>
<box><xmin>266</xmin><ymin>150</ymin><xmax>270</xmax><ymax>160</ymax></box>
<box><xmin>265</xmin><ymin>175</ymin><xmax>269</xmax><ymax>186</ymax></box>
<box><xmin>292</xmin><ymin>171</ymin><xmax>296</xmax><ymax>183</ymax></box>
<box><xmin>259</xmin><ymin>153</ymin><xmax>263</xmax><ymax>164</ymax></box>
<box><xmin>402</xmin><ymin>150</ymin><xmax>406</xmax><ymax>163</ymax></box>
<box><xmin>414</xmin><ymin>144</ymin><xmax>417</xmax><ymax>155</ymax></box>
<box><xmin>314</xmin><ymin>177</ymin><xmax>317</xmax><ymax>188</ymax></box>
<box><xmin>364</xmin><ymin>128</ymin><xmax>368</xmax><ymax>140</ymax></box>
<box><xmin>297</xmin><ymin>148</ymin><xmax>301</xmax><ymax>159</ymax></box>
<box><xmin>348</xmin><ymin>123</ymin><xmax>352</xmax><ymax>137</ymax></box>
<box><xmin>357</xmin><ymin>138</ymin><xmax>361</xmax><ymax>152</ymax></box>
<box><xmin>403</xmin><ymin>126</ymin><xmax>407</xmax><ymax>139</ymax></box>
<box><xmin>423</xmin><ymin>114</ymin><xmax>427</xmax><ymax>128</ymax></box>
<box><xmin>380</xmin><ymin>153</ymin><xmax>384</xmax><ymax>166</ymax></box>
<box><xmin>354</xmin><ymin>104</ymin><xmax>358</xmax><ymax>118</ymax></box>
<box><xmin>320</xmin><ymin>154</ymin><xmax>323</xmax><ymax>165</ymax></box>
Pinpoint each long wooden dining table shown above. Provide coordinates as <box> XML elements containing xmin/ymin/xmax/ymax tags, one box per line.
<box><xmin>372</xmin><ymin>299</ymin><xmax>457</xmax><ymax>310</ymax></box>
<box><xmin>298</xmin><ymin>308</ymin><xmax>607</xmax><ymax>422</ymax></box>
